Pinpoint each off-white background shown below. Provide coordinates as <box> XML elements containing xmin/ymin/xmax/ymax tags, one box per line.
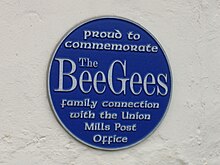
<box><xmin>1</xmin><ymin>0</ymin><xmax>220</xmax><ymax>164</ymax></box>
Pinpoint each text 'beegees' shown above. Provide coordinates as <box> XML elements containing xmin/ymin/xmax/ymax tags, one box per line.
<box><xmin>54</xmin><ymin>58</ymin><xmax>169</xmax><ymax>96</ymax></box>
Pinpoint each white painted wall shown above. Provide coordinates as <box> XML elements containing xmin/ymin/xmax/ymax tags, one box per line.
<box><xmin>1</xmin><ymin>0</ymin><xmax>220</xmax><ymax>164</ymax></box>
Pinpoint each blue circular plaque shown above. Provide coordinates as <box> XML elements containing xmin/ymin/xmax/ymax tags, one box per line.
<box><xmin>48</xmin><ymin>17</ymin><xmax>172</xmax><ymax>150</ymax></box>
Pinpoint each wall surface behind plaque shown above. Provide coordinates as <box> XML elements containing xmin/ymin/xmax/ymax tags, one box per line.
<box><xmin>0</xmin><ymin>0</ymin><xmax>220</xmax><ymax>164</ymax></box>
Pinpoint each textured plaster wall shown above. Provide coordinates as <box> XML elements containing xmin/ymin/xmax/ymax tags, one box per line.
<box><xmin>0</xmin><ymin>0</ymin><xmax>220</xmax><ymax>164</ymax></box>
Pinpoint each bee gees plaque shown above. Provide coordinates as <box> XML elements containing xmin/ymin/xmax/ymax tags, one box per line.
<box><xmin>48</xmin><ymin>17</ymin><xmax>172</xmax><ymax>150</ymax></box>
